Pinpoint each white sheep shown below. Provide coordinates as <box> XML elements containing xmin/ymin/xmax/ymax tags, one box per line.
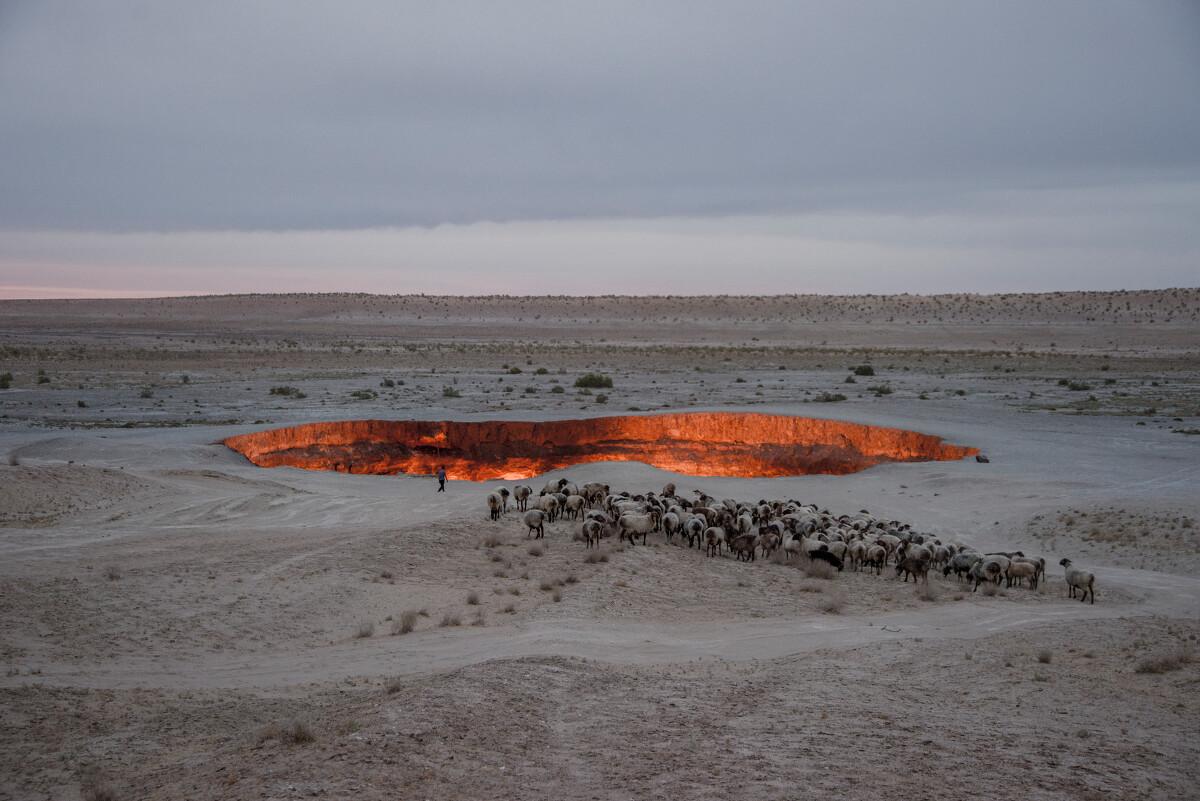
<box><xmin>1059</xmin><ymin>558</ymin><xmax>1095</xmax><ymax>604</ymax></box>
<box><xmin>523</xmin><ymin>509</ymin><xmax>546</xmax><ymax>539</ymax></box>
<box><xmin>617</xmin><ymin>512</ymin><xmax>655</xmax><ymax>546</ymax></box>
<box><xmin>513</xmin><ymin>484</ymin><xmax>533</xmax><ymax>511</ymax></box>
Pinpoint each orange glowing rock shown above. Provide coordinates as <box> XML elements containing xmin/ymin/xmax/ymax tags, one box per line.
<box><xmin>223</xmin><ymin>412</ymin><xmax>977</xmax><ymax>480</ymax></box>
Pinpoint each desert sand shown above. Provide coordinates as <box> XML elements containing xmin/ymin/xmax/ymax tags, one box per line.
<box><xmin>1</xmin><ymin>291</ymin><xmax>1198</xmax><ymax>800</ymax></box>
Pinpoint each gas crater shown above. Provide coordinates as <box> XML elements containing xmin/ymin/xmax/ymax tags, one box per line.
<box><xmin>223</xmin><ymin>412</ymin><xmax>977</xmax><ymax>480</ymax></box>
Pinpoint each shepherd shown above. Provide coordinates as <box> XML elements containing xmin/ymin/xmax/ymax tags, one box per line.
<box><xmin>436</xmin><ymin>465</ymin><xmax>447</xmax><ymax>493</ymax></box>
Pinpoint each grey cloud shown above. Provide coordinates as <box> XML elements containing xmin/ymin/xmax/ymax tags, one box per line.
<box><xmin>1</xmin><ymin>0</ymin><xmax>1198</xmax><ymax>231</ymax></box>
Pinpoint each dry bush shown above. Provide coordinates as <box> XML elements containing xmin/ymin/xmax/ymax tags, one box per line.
<box><xmin>481</xmin><ymin>534</ymin><xmax>502</xmax><ymax>548</ymax></box>
<box><xmin>501</xmin><ymin>603</ymin><xmax>516</xmax><ymax>614</ymax></box>
<box><xmin>466</xmin><ymin>591</ymin><xmax>480</xmax><ymax>605</ymax></box>
<box><xmin>818</xmin><ymin>592</ymin><xmax>845</xmax><ymax>614</ymax></box>
<box><xmin>379</xmin><ymin>570</ymin><xmax>393</xmax><ymax>580</ymax></box>
<box><xmin>385</xmin><ymin>676</ymin><xmax>404</xmax><ymax>694</ymax></box>
<box><xmin>493</xmin><ymin>569</ymin><xmax>508</xmax><ymax>578</ymax></box>
<box><xmin>797</xmin><ymin>580</ymin><xmax>824</xmax><ymax>593</ymax></box>
<box><xmin>490</xmin><ymin>553</ymin><xmax>505</xmax><ymax>563</ymax></box>
<box><xmin>539</xmin><ymin>580</ymin><xmax>555</xmax><ymax>592</ymax></box>
<box><xmin>1134</xmin><ymin>651</ymin><xmax>1192</xmax><ymax>674</ymax></box>
<box><xmin>802</xmin><ymin>559</ymin><xmax>836</xmax><ymax>580</ymax></box>
<box><xmin>82</xmin><ymin>782</ymin><xmax>119</xmax><ymax>801</ymax></box>
<box><xmin>552</xmin><ymin>589</ymin><xmax>562</xmax><ymax>602</ymax></box>
<box><xmin>584</xmin><ymin>551</ymin><xmax>609</xmax><ymax>564</ymax></box>
<box><xmin>471</xmin><ymin>611</ymin><xmax>486</xmax><ymax>627</ymax></box>
<box><xmin>103</xmin><ymin>566</ymin><xmax>121</xmax><ymax>581</ymax></box>
<box><xmin>916</xmin><ymin>582</ymin><xmax>939</xmax><ymax>602</ymax></box>
<box><xmin>528</xmin><ymin>544</ymin><xmax>544</xmax><ymax>557</ymax></box>
<box><xmin>980</xmin><ymin>582</ymin><xmax>999</xmax><ymax>597</ymax></box>
<box><xmin>354</xmin><ymin>620</ymin><xmax>375</xmax><ymax>639</ymax></box>
<box><xmin>509</xmin><ymin>587</ymin><xmax>521</xmax><ymax>595</ymax></box>
<box><xmin>1037</xmin><ymin>649</ymin><xmax>1052</xmax><ymax>664</ymax></box>
<box><xmin>563</xmin><ymin>573</ymin><xmax>578</xmax><ymax>584</ymax></box>
<box><xmin>392</xmin><ymin>610</ymin><xmax>418</xmax><ymax>635</ymax></box>
<box><xmin>258</xmin><ymin>720</ymin><xmax>315</xmax><ymax>745</ymax></box>
<box><xmin>439</xmin><ymin>613</ymin><xmax>462</xmax><ymax>627</ymax></box>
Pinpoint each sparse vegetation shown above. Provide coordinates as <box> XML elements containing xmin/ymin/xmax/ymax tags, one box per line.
<box><xmin>1134</xmin><ymin>651</ymin><xmax>1192</xmax><ymax>674</ymax></box>
<box><xmin>354</xmin><ymin>620</ymin><xmax>375</xmax><ymax>638</ymax></box>
<box><xmin>392</xmin><ymin>610</ymin><xmax>419</xmax><ymax>635</ymax></box>
<box><xmin>257</xmin><ymin>720</ymin><xmax>315</xmax><ymax>746</ymax></box>
<box><xmin>574</xmin><ymin>372</ymin><xmax>613</xmax><ymax>389</ymax></box>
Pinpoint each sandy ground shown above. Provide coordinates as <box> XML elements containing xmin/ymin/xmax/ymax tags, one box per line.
<box><xmin>0</xmin><ymin>292</ymin><xmax>1198</xmax><ymax>800</ymax></box>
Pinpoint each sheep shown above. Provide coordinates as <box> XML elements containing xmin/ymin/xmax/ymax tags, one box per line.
<box><xmin>1059</xmin><ymin>558</ymin><xmax>1095</xmax><ymax>604</ymax></box>
<box><xmin>617</xmin><ymin>512</ymin><xmax>656</xmax><ymax>546</ymax></box>
<box><xmin>523</xmin><ymin>509</ymin><xmax>546</xmax><ymax>539</ymax></box>
<box><xmin>1005</xmin><ymin>559</ymin><xmax>1038</xmax><ymax>589</ymax></box>
<box><xmin>943</xmin><ymin>552</ymin><xmax>978</xmax><ymax>582</ymax></box>
<box><xmin>662</xmin><ymin>482</ymin><xmax>676</xmax><ymax>498</ymax></box>
<box><xmin>581</xmin><ymin>519</ymin><xmax>604</xmax><ymax>549</ymax></box>
<box><xmin>895</xmin><ymin>555</ymin><xmax>930</xmax><ymax>584</ymax></box>
<box><xmin>541</xmin><ymin>478</ymin><xmax>569</xmax><ymax>496</ymax></box>
<box><xmin>808</xmin><ymin>549</ymin><xmax>844</xmax><ymax>572</ymax></box>
<box><xmin>864</xmin><ymin>544</ymin><xmax>887</xmax><ymax>575</ymax></box>
<box><xmin>704</xmin><ymin>526</ymin><xmax>726</xmax><ymax>558</ymax></box>
<box><xmin>662</xmin><ymin>511</ymin><xmax>681</xmax><ymax>543</ymax></box>
<box><xmin>538</xmin><ymin>493</ymin><xmax>561</xmax><ymax>522</ymax></box>
<box><xmin>730</xmin><ymin>534</ymin><xmax>759</xmax><ymax>562</ymax></box>
<box><xmin>683</xmin><ymin>516</ymin><xmax>705</xmax><ymax>549</ymax></box>
<box><xmin>970</xmin><ymin>558</ymin><xmax>1005</xmax><ymax>592</ymax></box>
<box><xmin>563</xmin><ymin>494</ymin><xmax>586</xmax><ymax>520</ymax></box>
<box><xmin>847</xmin><ymin>540</ymin><xmax>867</xmax><ymax>571</ymax></box>
<box><xmin>486</xmin><ymin>491</ymin><xmax>506</xmax><ymax>521</ymax></box>
<box><xmin>513</xmin><ymin>484</ymin><xmax>532</xmax><ymax>511</ymax></box>
<box><xmin>581</xmin><ymin>482</ymin><xmax>609</xmax><ymax>506</ymax></box>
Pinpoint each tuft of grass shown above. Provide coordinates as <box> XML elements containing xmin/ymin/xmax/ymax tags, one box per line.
<box><xmin>1134</xmin><ymin>651</ymin><xmax>1192</xmax><ymax>674</ymax></box>
<box><xmin>574</xmin><ymin>372</ymin><xmax>613</xmax><ymax>389</ymax></box>
<box><xmin>980</xmin><ymin>582</ymin><xmax>999</xmax><ymax>597</ymax></box>
<box><xmin>439</xmin><ymin>614</ymin><xmax>462</xmax><ymax>628</ymax></box>
<box><xmin>466</xmin><ymin>591</ymin><xmax>480</xmax><ymax>605</ymax></box>
<box><xmin>501</xmin><ymin>603</ymin><xmax>516</xmax><ymax>614</ymax></box>
<box><xmin>257</xmin><ymin>720</ymin><xmax>315</xmax><ymax>745</ymax></box>
<box><xmin>915</xmin><ymin>582</ymin><xmax>939</xmax><ymax>602</ymax></box>
<box><xmin>82</xmin><ymin>782</ymin><xmax>119</xmax><ymax>801</ymax></box>
<box><xmin>584</xmin><ymin>551</ymin><xmax>608</xmax><ymax>564</ymax></box>
<box><xmin>482</xmin><ymin>534</ymin><xmax>502</xmax><ymax>548</ymax></box>
<box><xmin>392</xmin><ymin>610</ymin><xmax>418</xmax><ymax>635</ymax></box>
<box><xmin>539</xmin><ymin>580</ymin><xmax>555</xmax><ymax>592</ymax></box>
<box><xmin>385</xmin><ymin>676</ymin><xmax>404</xmax><ymax>694</ymax></box>
<box><xmin>563</xmin><ymin>573</ymin><xmax>578</xmax><ymax>585</ymax></box>
<box><xmin>802</xmin><ymin>559</ymin><xmax>836</xmax><ymax>580</ymax></box>
<box><xmin>527</xmin><ymin>544</ymin><xmax>544</xmax><ymax>557</ymax></box>
<box><xmin>354</xmin><ymin>620</ymin><xmax>375</xmax><ymax>639</ymax></box>
<box><xmin>818</xmin><ymin>593</ymin><xmax>845</xmax><ymax>614</ymax></box>
<box><xmin>552</xmin><ymin>589</ymin><xmax>562</xmax><ymax>602</ymax></box>
<box><xmin>853</xmin><ymin>365</ymin><xmax>875</xmax><ymax>376</ymax></box>
<box><xmin>103</xmin><ymin>566</ymin><xmax>122</xmax><ymax>581</ymax></box>
<box><xmin>1037</xmin><ymin>650</ymin><xmax>1052</xmax><ymax>664</ymax></box>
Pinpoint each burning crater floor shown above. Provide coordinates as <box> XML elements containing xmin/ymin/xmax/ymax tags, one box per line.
<box><xmin>223</xmin><ymin>412</ymin><xmax>977</xmax><ymax>480</ymax></box>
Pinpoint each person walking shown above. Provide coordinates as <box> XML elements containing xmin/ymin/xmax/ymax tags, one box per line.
<box><xmin>436</xmin><ymin>465</ymin><xmax>447</xmax><ymax>492</ymax></box>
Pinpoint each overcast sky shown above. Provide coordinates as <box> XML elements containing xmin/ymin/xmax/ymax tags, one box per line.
<box><xmin>1</xmin><ymin>1</ymin><xmax>1198</xmax><ymax>297</ymax></box>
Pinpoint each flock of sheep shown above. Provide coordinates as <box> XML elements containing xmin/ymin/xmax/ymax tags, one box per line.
<box><xmin>485</xmin><ymin>479</ymin><xmax>1097</xmax><ymax>603</ymax></box>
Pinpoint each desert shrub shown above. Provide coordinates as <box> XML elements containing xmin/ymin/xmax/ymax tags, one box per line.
<box><xmin>1037</xmin><ymin>650</ymin><xmax>1052</xmax><ymax>664</ymax></box>
<box><xmin>0</xmin><ymin>372</ymin><xmax>12</xmax><ymax>389</ymax></box>
<box><xmin>385</xmin><ymin>676</ymin><xmax>404</xmax><ymax>693</ymax></box>
<box><xmin>138</xmin><ymin>388</ymin><xmax>154</xmax><ymax>398</ymax></box>
<box><xmin>77</xmin><ymin>400</ymin><xmax>88</xmax><ymax>408</ymax></box>
<box><xmin>980</xmin><ymin>582</ymin><xmax>999</xmax><ymax>597</ymax></box>
<box><xmin>552</xmin><ymin>589</ymin><xmax>562</xmax><ymax>602</ymax></box>
<box><xmin>1134</xmin><ymin>651</ymin><xmax>1192</xmax><ymax>674</ymax></box>
<box><xmin>584</xmin><ymin>552</ymin><xmax>608</xmax><ymax>564</ymax></box>
<box><xmin>354</xmin><ymin>620</ymin><xmax>375</xmax><ymax>638</ymax></box>
<box><xmin>868</xmin><ymin>384</ymin><xmax>893</xmax><ymax>396</ymax></box>
<box><xmin>844</xmin><ymin>375</ymin><xmax>856</xmax><ymax>384</ymax></box>
<box><xmin>916</xmin><ymin>582</ymin><xmax>939</xmax><ymax>602</ymax></box>
<box><xmin>595</xmin><ymin>393</ymin><xmax>609</xmax><ymax>404</ymax></box>
<box><xmin>853</xmin><ymin>365</ymin><xmax>875</xmax><ymax>376</ymax></box>
<box><xmin>802</xmin><ymin>559</ymin><xmax>836</xmax><ymax>580</ymax></box>
<box><xmin>563</xmin><ymin>573</ymin><xmax>578</xmax><ymax>584</ymax></box>
<box><xmin>442</xmin><ymin>386</ymin><xmax>461</xmax><ymax>398</ymax></box>
<box><xmin>502</xmin><ymin>603</ymin><xmax>516</xmax><ymax>614</ymax></box>
<box><xmin>439</xmin><ymin>613</ymin><xmax>462</xmax><ymax>627</ymax></box>
<box><xmin>574</xmin><ymin>372</ymin><xmax>613</xmax><ymax>389</ymax></box>
<box><xmin>535</xmin><ymin>367</ymin><xmax>549</xmax><ymax>374</ymax></box>
<box><xmin>82</xmin><ymin>781</ymin><xmax>119</xmax><ymax>801</ymax></box>
<box><xmin>103</xmin><ymin>566</ymin><xmax>121</xmax><ymax>581</ymax></box>
<box><xmin>524</xmin><ymin>386</ymin><xmax>537</xmax><ymax>394</ymax></box>
<box><xmin>508</xmin><ymin>366</ymin><xmax>522</xmax><ymax>374</ymax></box>
<box><xmin>466</xmin><ymin>591</ymin><xmax>480</xmax><ymax>605</ymax></box>
<box><xmin>350</xmin><ymin>389</ymin><xmax>377</xmax><ymax>400</ymax></box>
<box><xmin>818</xmin><ymin>593</ymin><xmax>845</xmax><ymax>613</ymax></box>
<box><xmin>481</xmin><ymin>533</ymin><xmax>502</xmax><ymax>548</ymax></box>
<box><xmin>528</xmin><ymin>544</ymin><xmax>544</xmax><ymax>557</ymax></box>
<box><xmin>392</xmin><ymin>610</ymin><xmax>419</xmax><ymax>635</ymax></box>
<box><xmin>269</xmin><ymin>385</ymin><xmax>303</xmax><ymax>397</ymax></box>
<box><xmin>813</xmin><ymin>392</ymin><xmax>847</xmax><ymax>403</ymax></box>
<box><xmin>381</xmin><ymin>378</ymin><xmax>395</xmax><ymax>387</ymax></box>
<box><xmin>258</xmin><ymin>720</ymin><xmax>314</xmax><ymax>745</ymax></box>
<box><xmin>550</xmin><ymin>385</ymin><xmax>565</xmax><ymax>393</ymax></box>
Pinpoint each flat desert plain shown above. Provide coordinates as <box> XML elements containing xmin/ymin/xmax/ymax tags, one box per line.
<box><xmin>1</xmin><ymin>291</ymin><xmax>1198</xmax><ymax>801</ymax></box>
